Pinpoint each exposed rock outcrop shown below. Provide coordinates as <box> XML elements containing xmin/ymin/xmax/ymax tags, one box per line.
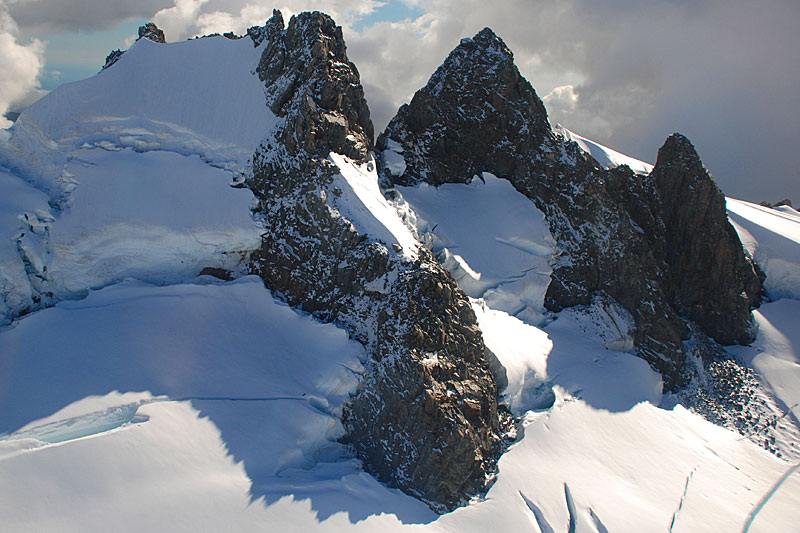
<box><xmin>102</xmin><ymin>22</ymin><xmax>166</xmax><ymax>70</ymax></box>
<box><xmin>137</xmin><ymin>22</ymin><xmax>166</xmax><ymax>44</ymax></box>
<box><xmin>379</xmin><ymin>28</ymin><xmax>762</xmax><ymax>388</ymax></box>
<box><xmin>651</xmin><ymin>134</ymin><xmax>762</xmax><ymax>344</ymax></box>
<box><xmin>245</xmin><ymin>11</ymin><xmax>503</xmax><ymax>512</ymax></box>
<box><xmin>102</xmin><ymin>49</ymin><xmax>124</xmax><ymax>71</ymax></box>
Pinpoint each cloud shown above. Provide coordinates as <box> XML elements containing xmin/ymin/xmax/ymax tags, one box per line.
<box><xmin>152</xmin><ymin>0</ymin><xmax>209</xmax><ymax>41</ymax></box>
<box><xmin>543</xmin><ymin>85</ymin><xmax>578</xmax><ymax>113</ymax></box>
<box><xmin>343</xmin><ymin>0</ymin><xmax>800</xmax><ymax>203</ymax></box>
<box><xmin>6</xmin><ymin>0</ymin><xmax>172</xmax><ymax>34</ymax></box>
<box><xmin>152</xmin><ymin>0</ymin><xmax>383</xmax><ymax>41</ymax></box>
<box><xmin>0</xmin><ymin>7</ymin><xmax>44</xmax><ymax>127</ymax></box>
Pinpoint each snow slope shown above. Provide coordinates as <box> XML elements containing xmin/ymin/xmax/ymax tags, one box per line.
<box><xmin>1</xmin><ymin>276</ymin><xmax>795</xmax><ymax>532</ymax></box>
<box><xmin>555</xmin><ymin>124</ymin><xmax>654</xmax><ymax>175</ymax></box>
<box><xmin>396</xmin><ymin>173</ymin><xmax>555</xmax><ymax>325</ymax></box>
<box><xmin>329</xmin><ymin>152</ymin><xmax>419</xmax><ymax>260</ymax></box>
<box><xmin>0</xmin><ymin>35</ymin><xmax>273</xmax><ymax>323</ymax></box>
<box><xmin>3</xmin><ymin>36</ymin><xmax>275</xmax><ymax>187</ymax></box>
<box><xmin>727</xmin><ymin>198</ymin><xmax>800</xmax><ymax>301</ymax></box>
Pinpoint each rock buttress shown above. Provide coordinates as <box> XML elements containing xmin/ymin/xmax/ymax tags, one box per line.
<box><xmin>245</xmin><ymin>11</ymin><xmax>503</xmax><ymax>512</ymax></box>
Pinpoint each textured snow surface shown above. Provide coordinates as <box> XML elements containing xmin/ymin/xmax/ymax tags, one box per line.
<box><xmin>396</xmin><ymin>173</ymin><xmax>554</xmax><ymax>324</ymax></box>
<box><xmin>0</xmin><ymin>167</ymin><xmax>50</xmax><ymax>320</ymax></box>
<box><xmin>0</xmin><ymin>35</ymin><xmax>270</xmax><ymax>323</ymax></box>
<box><xmin>1</xmin><ymin>276</ymin><xmax>795</xmax><ymax>532</ymax></box>
<box><xmin>728</xmin><ymin>298</ymin><xmax>800</xmax><ymax>433</ymax></box>
<box><xmin>727</xmin><ymin>197</ymin><xmax>800</xmax><ymax>301</ymax></box>
<box><xmin>2</xmin><ymin>36</ymin><xmax>275</xmax><ymax>187</ymax></box>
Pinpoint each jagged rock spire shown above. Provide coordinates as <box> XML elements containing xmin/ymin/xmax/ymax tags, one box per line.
<box><xmin>137</xmin><ymin>22</ymin><xmax>166</xmax><ymax>44</ymax></box>
<box><xmin>652</xmin><ymin>133</ymin><xmax>762</xmax><ymax>344</ymax></box>
<box><xmin>246</xmin><ymin>12</ymin><xmax>502</xmax><ymax>512</ymax></box>
<box><xmin>379</xmin><ymin>26</ymin><xmax>549</xmax><ymax>186</ymax></box>
<box><xmin>251</xmin><ymin>10</ymin><xmax>373</xmax><ymax>160</ymax></box>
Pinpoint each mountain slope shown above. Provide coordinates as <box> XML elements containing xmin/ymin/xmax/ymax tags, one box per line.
<box><xmin>0</xmin><ymin>13</ymin><xmax>798</xmax><ymax>532</ymax></box>
<box><xmin>378</xmin><ymin>27</ymin><xmax>762</xmax><ymax>388</ymax></box>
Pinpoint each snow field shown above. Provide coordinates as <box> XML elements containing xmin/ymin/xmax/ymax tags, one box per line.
<box><xmin>0</xmin><ymin>33</ymin><xmax>277</xmax><ymax>323</ymax></box>
<box><xmin>727</xmin><ymin>197</ymin><xmax>800</xmax><ymax>301</ymax></box>
<box><xmin>395</xmin><ymin>173</ymin><xmax>555</xmax><ymax>325</ymax></box>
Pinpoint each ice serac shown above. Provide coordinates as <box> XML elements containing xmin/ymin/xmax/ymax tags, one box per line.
<box><xmin>379</xmin><ymin>28</ymin><xmax>761</xmax><ymax>389</ymax></box>
<box><xmin>245</xmin><ymin>11</ymin><xmax>502</xmax><ymax>512</ymax></box>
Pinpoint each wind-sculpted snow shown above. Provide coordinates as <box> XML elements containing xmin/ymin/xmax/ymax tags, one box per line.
<box><xmin>10</xmin><ymin>35</ymin><xmax>275</xmax><ymax>184</ymax></box>
<box><xmin>0</xmin><ymin>146</ymin><xmax>262</xmax><ymax>324</ymax></box>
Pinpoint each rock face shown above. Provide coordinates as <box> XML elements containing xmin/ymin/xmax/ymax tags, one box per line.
<box><xmin>379</xmin><ymin>28</ymin><xmax>762</xmax><ymax>388</ymax></box>
<box><xmin>651</xmin><ymin>134</ymin><xmax>763</xmax><ymax>344</ymax></box>
<box><xmin>137</xmin><ymin>23</ymin><xmax>166</xmax><ymax>44</ymax></box>
<box><xmin>245</xmin><ymin>11</ymin><xmax>503</xmax><ymax>512</ymax></box>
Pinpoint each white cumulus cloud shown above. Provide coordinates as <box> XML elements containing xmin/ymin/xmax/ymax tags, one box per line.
<box><xmin>0</xmin><ymin>7</ymin><xmax>44</xmax><ymax>127</ymax></box>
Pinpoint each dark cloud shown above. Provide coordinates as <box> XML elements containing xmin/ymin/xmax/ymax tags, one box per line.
<box><xmin>7</xmin><ymin>0</ymin><xmax>172</xmax><ymax>33</ymax></box>
<box><xmin>347</xmin><ymin>0</ymin><xmax>800</xmax><ymax>203</ymax></box>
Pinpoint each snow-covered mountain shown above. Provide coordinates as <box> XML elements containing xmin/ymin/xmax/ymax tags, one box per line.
<box><xmin>1</xmin><ymin>12</ymin><xmax>798</xmax><ymax>532</ymax></box>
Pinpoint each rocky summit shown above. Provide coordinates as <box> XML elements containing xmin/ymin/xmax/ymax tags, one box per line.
<box><xmin>244</xmin><ymin>11</ymin><xmax>504</xmax><ymax>512</ymax></box>
<box><xmin>379</xmin><ymin>27</ymin><xmax>762</xmax><ymax>389</ymax></box>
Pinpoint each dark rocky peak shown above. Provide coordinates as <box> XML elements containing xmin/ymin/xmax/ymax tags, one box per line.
<box><xmin>245</xmin><ymin>12</ymin><xmax>502</xmax><ymax>512</ymax></box>
<box><xmin>651</xmin><ymin>133</ymin><xmax>762</xmax><ymax>345</ymax></box>
<box><xmin>379</xmin><ymin>29</ymin><xmax>762</xmax><ymax>390</ymax></box>
<box><xmin>759</xmin><ymin>198</ymin><xmax>793</xmax><ymax>209</ymax></box>
<box><xmin>251</xmin><ymin>10</ymin><xmax>373</xmax><ymax>161</ymax></box>
<box><xmin>426</xmin><ymin>27</ymin><xmax>517</xmax><ymax>97</ymax></box>
<box><xmin>137</xmin><ymin>22</ymin><xmax>166</xmax><ymax>44</ymax></box>
<box><xmin>379</xmin><ymin>27</ymin><xmax>552</xmax><ymax>187</ymax></box>
<box><xmin>247</xmin><ymin>8</ymin><xmax>284</xmax><ymax>47</ymax></box>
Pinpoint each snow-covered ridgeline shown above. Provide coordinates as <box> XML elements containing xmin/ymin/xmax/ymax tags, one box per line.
<box><xmin>727</xmin><ymin>198</ymin><xmax>800</xmax><ymax>301</ymax></box>
<box><xmin>0</xmin><ymin>35</ymin><xmax>275</xmax><ymax>324</ymax></box>
<box><xmin>554</xmin><ymin>124</ymin><xmax>654</xmax><ymax>175</ymax></box>
<box><xmin>555</xmin><ymin>127</ymin><xmax>800</xmax><ymax>304</ymax></box>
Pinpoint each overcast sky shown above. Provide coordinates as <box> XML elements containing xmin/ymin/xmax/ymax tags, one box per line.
<box><xmin>1</xmin><ymin>0</ymin><xmax>798</xmax><ymax>203</ymax></box>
